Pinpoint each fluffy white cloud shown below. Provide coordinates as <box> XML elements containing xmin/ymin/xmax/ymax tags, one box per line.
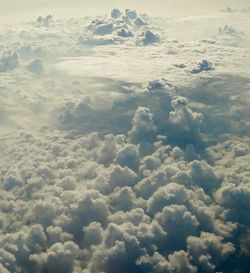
<box><xmin>0</xmin><ymin>6</ymin><xmax>249</xmax><ymax>273</ymax></box>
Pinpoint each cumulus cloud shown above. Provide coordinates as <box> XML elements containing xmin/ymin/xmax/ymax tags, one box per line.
<box><xmin>128</xmin><ymin>107</ymin><xmax>157</xmax><ymax>144</ymax></box>
<box><xmin>0</xmin><ymin>126</ymin><xmax>247</xmax><ymax>273</ymax></box>
<box><xmin>1</xmin><ymin>124</ymin><xmax>244</xmax><ymax>273</ymax></box>
<box><xmin>156</xmin><ymin>205</ymin><xmax>199</xmax><ymax>250</ymax></box>
<box><xmin>191</xmin><ymin>60</ymin><xmax>214</xmax><ymax>74</ymax></box>
<box><xmin>77</xmin><ymin>8</ymin><xmax>160</xmax><ymax>47</ymax></box>
<box><xmin>187</xmin><ymin>232</ymin><xmax>235</xmax><ymax>270</ymax></box>
<box><xmin>167</xmin><ymin>97</ymin><xmax>203</xmax><ymax>148</ymax></box>
<box><xmin>138</xmin><ymin>30</ymin><xmax>160</xmax><ymax>45</ymax></box>
<box><xmin>87</xmin><ymin>19</ymin><xmax>114</xmax><ymax>36</ymax></box>
<box><xmin>0</xmin><ymin>5</ymin><xmax>250</xmax><ymax>273</ymax></box>
<box><xmin>30</xmin><ymin>241</ymin><xmax>79</xmax><ymax>273</ymax></box>
<box><xmin>168</xmin><ymin>250</ymin><xmax>197</xmax><ymax>273</ymax></box>
<box><xmin>111</xmin><ymin>8</ymin><xmax>122</xmax><ymax>19</ymax></box>
<box><xmin>36</xmin><ymin>15</ymin><xmax>53</xmax><ymax>27</ymax></box>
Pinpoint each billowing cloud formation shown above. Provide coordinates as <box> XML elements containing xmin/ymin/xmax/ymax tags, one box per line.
<box><xmin>0</xmin><ymin>116</ymin><xmax>248</xmax><ymax>273</ymax></box>
<box><xmin>79</xmin><ymin>8</ymin><xmax>160</xmax><ymax>46</ymax></box>
<box><xmin>0</xmin><ymin>5</ymin><xmax>250</xmax><ymax>273</ymax></box>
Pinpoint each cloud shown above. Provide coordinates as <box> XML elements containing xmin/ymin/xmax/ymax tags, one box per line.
<box><xmin>187</xmin><ymin>232</ymin><xmax>235</xmax><ymax>270</ymax></box>
<box><xmin>87</xmin><ymin>19</ymin><xmax>114</xmax><ymax>36</ymax></box>
<box><xmin>30</xmin><ymin>241</ymin><xmax>79</xmax><ymax>273</ymax></box>
<box><xmin>190</xmin><ymin>160</ymin><xmax>221</xmax><ymax>192</ymax></box>
<box><xmin>77</xmin><ymin>8</ymin><xmax>160</xmax><ymax>47</ymax></box>
<box><xmin>0</xmin><ymin>126</ymin><xmax>247</xmax><ymax>273</ymax></box>
<box><xmin>27</xmin><ymin>58</ymin><xmax>44</xmax><ymax>74</ymax></box>
<box><xmin>218</xmin><ymin>25</ymin><xmax>243</xmax><ymax>37</ymax></box>
<box><xmin>115</xmin><ymin>144</ymin><xmax>141</xmax><ymax>172</ymax></box>
<box><xmin>82</xmin><ymin>222</ymin><xmax>103</xmax><ymax>247</ymax></box>
<box><xmin>111</xmin><ymin>8</ymin><xmax>122</xmax><ymax>19</ymax></box>
<box><xmin>156</xmin><ymin>205</ymin><xmax>199</xmax><ymax>250</ymax></box>
<box><xmin>0</xmin><ymin>264</ymin><xmax>11</xmax><ymax>273</ymax></box>
<box><xmin>138</xmin><ymin>30</ymin><xmax>161</xmax><ymax>45</ymax></box>
<box><xmin>191</xmin><ymin>60</ymin><xmax>214</xmax><ymax>74</ymax></box>
<box><xmin>167</xmin><ymin>97</ymin><xmax>203</xmax><ymax>148</ymax></box>
<box><xmin>125</xmin><ymin>9</ymin><xmax>138</xmax><ymax>20</ymax></box>
<box><xmin>116</xmin><ymin>28</ymin><xmax>134</xmax><ymax>38</ymax></box>
<box><xmin>0</xmin><ymin>6</ymin><xmax>250</xmax><ymax>273</ymax></box>
<box><xmin>0</xmin><ymin>51</ymin><xmax>19</xmax><ymax>72</ymax></box>
<box><xmin>36</xmin><ymin>15</ymin><xmax>53</xmax><ymax>27</ymax></box>
<box><xmin>168</xmin><ymin>250</ymin><xmax>197</xmax><ymax>273</ymax></box>
<box><xmin>128</xmin><ymin>107</ymin><xmax>157</xmax><ymax>144</ymax></box>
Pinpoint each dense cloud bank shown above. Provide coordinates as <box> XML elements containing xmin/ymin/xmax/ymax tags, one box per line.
<box><xmin>0</xmin><ymin>6</ymin><xmax>250</xmax><ymax>273</ymax></box>
<box><xmin>0</xmin><ymin>120</ymin><xmax>249</xmax><ymax>273</ymax></box>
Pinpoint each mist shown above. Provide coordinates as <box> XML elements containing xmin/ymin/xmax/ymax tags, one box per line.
<box><xmin>1</xmin><ymin>0</ymin><xmax>250</xmax><ymax>22</ymax></box>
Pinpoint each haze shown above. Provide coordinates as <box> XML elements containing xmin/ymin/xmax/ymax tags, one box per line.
<box><xmin>1</xmin><ymin>0</ymin><xmax>250</xmax><ymax>22</ymax></box>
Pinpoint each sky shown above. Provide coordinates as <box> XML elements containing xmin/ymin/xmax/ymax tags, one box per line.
<box><xmin>1</xmin><ymin>0</ymin><xmax>250</xmax><ymax>22</ymax></box>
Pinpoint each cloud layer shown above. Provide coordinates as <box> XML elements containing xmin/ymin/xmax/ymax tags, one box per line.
<box><xmin>0</xmin><ymin>5</ymin><xmax>250</xmax><ymax>273</ymax></box>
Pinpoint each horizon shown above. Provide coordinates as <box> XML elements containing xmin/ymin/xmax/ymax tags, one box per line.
<box><xmin>1</xmin><ymin>0</ymin><xmax>250</xmax><ymax>23</ymax></box>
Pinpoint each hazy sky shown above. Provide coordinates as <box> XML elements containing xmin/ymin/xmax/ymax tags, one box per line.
<box><xmin>1</xmin><ymin>0</ymin><xmax>250</xmax><ymax>22</ymax></box>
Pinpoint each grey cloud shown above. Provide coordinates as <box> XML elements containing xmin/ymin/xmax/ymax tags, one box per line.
<box><xmin>187</xmin><ymin>232</ymin><xmax>235</xmax><ymax>269</ymax></box>
<box><xmin>156</xmin><ymin>205</ymin><xmax>199</xmax><ymax>250</ymax></box>
<box><xmin>138</xmin><ymin>30</ymin><xmax>160</xmax><ymax>45</ymax></box>
<box><xmin>0</xmin><ymin>264</ymin><xmax>11</xmax><ymax>273</ymax></box>
<box><xmin>87</xmin><ymin>19</ymin><xmax>114</xmax><ymax>36</ymax></box>
<box><xmin>125</xmin><ymin>9</ymin><xmax>138</xmax><ymax>20</ymax></box>
<box><xmin>147</xmin><ymin>183</ymin><xmax>191</xmax><ymax>215</ymax></box>
<box><xmin>115</xmin><ymin>144</ymin><xmax>140</xmax><ymax>172</ymax></box>
<box><xmin>128</xmin><ymin>107</ymin><xmax>157</xmax><ymax>144</ymax></box>
<box><xmin>0</xmin><ymin>51</ymin><xmax>19</xmax><ymax>73</ymax></box>
<box><xmin>82</xmin><ymin>222</ymin><xmax>103</xmax><ymax>247</ymax></box>
<box><xmin>36</xmin><ymin>15</ymin><xmax>53</xmax><ymax>27</ymax></box>
<box><xmin>190</xmin><ymin>160</ymin><xmax>221</xmax><ymax>192</ymax></box>
<box><xmin>191</xmin><ymin>60</ymin><xmax>214</xmax><ymax>74</ymax></box>
<box><xmin>111</xmin><ymin>9</ymin><xmax>122</xmax><ymax>19</ymax></box>
<box><xmin>30</xmin><ymin>241</ymin><xmax>79</xmax><ymax>273</ymax></box>
<box><xmin>168</xmin><ymin>250</ymin><xmax>197</xmax><ymax>273</ymax></box>
<box><xmin>218</xmin><ymin>25</ymin><xmax>243</xmax><ymax>38</ymax></box>
<box><xmin>27</xmin><ymin>58</ymin><xmax>44</xmax><ymax>74</ymax></box>
<box><xmin>78</xmin><ymin>8</ymin><xmax>159</xmax><ymax>47</ymax></box>
<box><xmin>167</xmin><ymin>97</ymin><xmax>203</xmax><ymax>148</ymax></box>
